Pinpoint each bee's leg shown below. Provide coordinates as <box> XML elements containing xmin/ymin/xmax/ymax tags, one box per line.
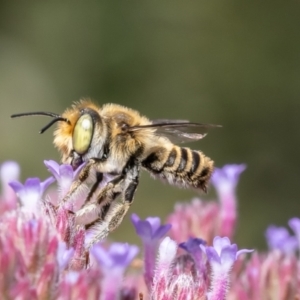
<box><xmin>63</xmin><ymin>158</ymin><xmax>103</xmax><ymax>202</ymax></box>
<box><xmin>75</xmin><ymin>174</ymin><xmax>125</xmax><ymax>226</ymax></box>
<box><xmin>86</xmin><ymin>163</ymin><xmax>140</xmax><ymax>247</ymax></box>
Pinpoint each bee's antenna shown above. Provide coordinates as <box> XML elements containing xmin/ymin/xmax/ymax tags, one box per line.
<box><xmin>11</xmin><ymin>111</ymin><xmax>71</xmax><ymax>134</ymax></box>
<box><xmin>11</xmin><ymin>112</ymin><xmax>61</xmax><ymax>118</ymax></box>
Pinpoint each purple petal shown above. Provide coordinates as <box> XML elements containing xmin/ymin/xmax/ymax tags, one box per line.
<box><xmin>109</xmin><ymin>243</ymin><xmax>139</xmax><ymax>267</ymax></box>
<box><xmin>145</xmin><ymin>217</ymin><xmax>161</xmax><ymax>233</ymax></box>
<box><xmin>73</xmin><ymin>162</ymin><xmax>86</xmax><ymax>177</ymax></box>
<box><xmin>40</xmin><ymin>177</ymin><xmax>55</xmax><ymax>193</ymax></box>
<box><xmin>134</xmin><ymin>220</ymin><xmax>153</xmax><ymax>240</ymax></box>
<box><xmin>206</xmin><ymin>247</ymin><xmax>221</xmax><ymax>264</ymax></box>
<box><xmin>236</xmin><ymin>248</ymin><xmax>254</xmax><ymax>258</ymax></box>
<box><xmin>57</xmin><ymin>242</ymin><xmax>75</xmax><ymax>270</ymax></box>
<box><xmin>24</xmin><ymin>178</ymin><xmax>42</xmax><ymax>193</ymax></box>
<box><xmin>59</xmin><ymin>164</ymin><xmax>74</xmax><ymax>180</ymax></box>
<box><xmin>152</xmin><ymin>224</ymin><xmax>172</xmax><ymax>239</ymax></box>
<box><xmin>44</xmin><ymin>160</ymin><xmax>60</xmax><ymax>179</ymax></box>
<box><xmin>220</xmin><ymin>244</ymin><xmax>237</xmax><ymax>268</ymax></box>
<box><xmin>289</xmin><ymin>218</ymin><xmax>300</xmax><ymax>235</ymax></box>
<box><xmin>9</xmin><ymin>180</ymin><xmax>24</xmax><ymax>194</ymax></box>
<box><xmin>265</xmin><ymin>225</ymin><xmax>298</xmax><ymax>253</ymax></box>
<box><xmin>121</xmin><ymin>244</ymin><xmax>139</xmax><ymax>267</ymax></box>
<box><xmin>179</xmin><ymin>237</ymin><xmax>206</xmax><ymax>253</ymax></box>
<box><xmin>213</xmin><ymin>236</ymin><xmax>231</xmax><ymax>256</ymax></box>
<box><xmin>91</xmin><ymin>243</ymin><xmax>139</xmax><ymax>269</ymax></box>
<box><xmin>265</xmin><ymin>225</ymin><xmax>289</xmax><ymax>246</ymax></box>
<box><xmin>91</xmin><ymin>244</ymin><xmax>114</xmax><ymax>268</ymax></box>
<box><xmin>211</xmin><ymin>164</ymin><xmax>246</xmax><ymax>194</ymax></box>
<box><xmin>130</xmin><ymin>213</ymin><xmax>141</xmax><ymax>228</ymax></box>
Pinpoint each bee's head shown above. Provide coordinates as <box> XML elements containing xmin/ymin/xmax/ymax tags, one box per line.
<box><xmin>11</xmin><ymin>99</ymin><xmax>107</xmax><ymax>169</ymax></box>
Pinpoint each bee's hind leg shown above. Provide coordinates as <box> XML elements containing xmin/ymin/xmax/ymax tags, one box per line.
<box><xmin>85</xmin><ymin>163</ymin><xmax>140</xmax><ymax>248</ymax></box>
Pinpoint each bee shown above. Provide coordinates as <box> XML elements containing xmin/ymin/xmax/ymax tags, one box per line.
<box><xmin>11</xmin><ymin>99</ymin><xmax>220</xmax><ymax>246</ymax></box>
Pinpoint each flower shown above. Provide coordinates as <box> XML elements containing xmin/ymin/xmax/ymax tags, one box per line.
<box><xmin>151</xmin><ymin>237</ymin><xmax>178</xmax><ymax>299</ymax></box>
<box><xmin>44</xmin><ymin>160</ymin><xmax>84</xmax><ymax>199</ymax></box>
<box><xmin>228</xmin><ymin>251</ymin><xmax>300</xmax><ymax>299</ymax></box>
<box><xmin>179</xmin><ymin>237</ymin><xmax>208</xmax><ymax>282</ymax></box>
<box><xmin>152</xmin><ymin>237</ymin><xmax>208</xmax><ymax>299</ymax></box>
<box><xmin>9</xmin><ymin>176</ymin><xmax>54</xmax><ymax>214</ymax></box>
<box><xmin>0</xmin><ymin>213</ymin><xmax>60</xmax><ymax>299</ymax></box>
<box><xmin>288</xmin><ymin>217</ymin><xmax>300</xmax><ymax>250</ymax></box>
<box><xmin>211</xmin><ymin>164</ymin><xmax>246</xmax><ymax>239</ymax></box>
<box><xmin>211</xmin><ymin>164</ymin><xmax>246</xmax><ymax>196</ymax></box>
<box><xmin>92</xmin><ymin>242</ymin><xmax>139</xmax><ymax>270</ymax></box>
<box><xmin>204</xmin><ymin>236</ymin><xmax>253</xmax><ymax>300</ymax></box>
<box><xmin>205</xmin><ymin>236</ymin><xmax>253</xmax><ymax>274</ymax></box>
<box><xmin>91</xmin><ymin>243</ymin><xmax>139</xmax><ymax>299</ymax></box>
<box><xmin>131</xmin><ymin>213</ymin><xmax>171</xmax><ymax>290</ymax></box>
<box><xmin>265</xmin><ymin>225</ymin><xmax>298</xmax><ymax>254</ymax></box>
<box><xmin>131</xmin><ymin>213</ymin><xmax>171</xmax><ymax>243</ymax></box>
<box><xmin>179</xmin><ymin>237</ymin><xmax>207</xmax><ymax>253</ymax></box>
<box><xmin>57</xmin><ymin>241</ymin><xmax>75</xmax><ymax>270</ymax></box>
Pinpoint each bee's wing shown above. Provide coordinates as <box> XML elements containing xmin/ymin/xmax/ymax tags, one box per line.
<box><xmin>129</xmin><ymin>119</ymin><xmax>221</xmax><ymax>144</ymax></box>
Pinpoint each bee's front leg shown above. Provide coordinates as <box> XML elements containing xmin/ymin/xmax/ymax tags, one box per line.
<box><xmin>85</xmin><ymin>162</ymin><xmax>140</xmax><ymax>247</ymax></box>
<box><xmin>62</xmin><ymin>158</ymin><xmax>104</xmax><ymax>203</ymax></box>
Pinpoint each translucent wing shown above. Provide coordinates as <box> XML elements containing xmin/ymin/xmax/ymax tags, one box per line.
<box><xmin>129</xmin><ymin>119</ymin><xmax>221</xmax><ymax>144</ymax></box>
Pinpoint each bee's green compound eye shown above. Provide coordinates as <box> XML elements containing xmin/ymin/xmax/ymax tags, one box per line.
<box><xmin>73</xmin><ymin>114</ymin><xmax>93</xmax><ymax>154</ymax></box>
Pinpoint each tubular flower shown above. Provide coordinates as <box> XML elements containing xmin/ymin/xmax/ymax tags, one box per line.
<box><xmin>9</xmin><ymin>177</ymin><xmax>54</xmax><ymax>214</ymax></box>
<box><xmin>211</xmin><ymin>164</ymin><xmax>246</xmax><ymax>239</ymax></box>
<box><xmin>152</xmin><ymin>237</ymin><xmax>207</xmax><ymax>300</ymax></box>
<box><xmin>265</xmin><ymin>225</ymin><xmax>298</xmax><ymax>254</ymax></box>
<box><xmin>131</xmin><ymin>213</ymin><xmax>171</xmax><ymax>290</ymax></box>
<box><xmin>91</xmin><ymin>243</ymin><xmax>139</xmax><ymax>300</ymax></box>
<box><xmin>204</xmin><ymin>236</ymin><xmax>253</xmax><ymax>300</ymax></box>
<box><xmin>44</xmin><ymin>159</ymin><xmax>85</xmax><ymax>201</ymax></box>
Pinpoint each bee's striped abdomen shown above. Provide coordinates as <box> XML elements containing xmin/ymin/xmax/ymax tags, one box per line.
<box><xmin>142</xmin><ymin>145</ymin><xmax>214</xmax><ymax>192</ymax></box>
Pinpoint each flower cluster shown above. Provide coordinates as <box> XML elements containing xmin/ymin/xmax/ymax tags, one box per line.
<box><xmin>0</xmin><ymin>160</ymin><xmax>299</xmax><ymax>299</ymax></box>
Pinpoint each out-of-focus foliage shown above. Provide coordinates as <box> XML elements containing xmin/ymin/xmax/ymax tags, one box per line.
<box><xmin>1</xmin><ymin>1</ymin><xmax>300</xmax><ymax>249</ymax></box>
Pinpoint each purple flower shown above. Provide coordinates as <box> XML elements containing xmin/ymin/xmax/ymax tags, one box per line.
<box><xmin>179</xmin><ymin>237</ymin><xmax>206</xmax><ymax>253</ymax></box>
<box><xmin>131</xmin><ymin>213</ymin><xmax>171</xmax><ymax>243</ymax></box>
<box><xmin>205</xmin><ymin>236</ymin><xmax>253</xmax><ymax>273</ymax></box>
<box><xmin>211</xmin><ymin>164</ymin><xmax>246</xmax><ymax>239</ymax></box>
<box><xmin>203</xmin><ymin>236</ymin><xmax>253</xmax><ymax>300</ymax></box>
<box><xmin>211</xmin><ymin>164</ymin><xmax>246</xmax><ymax>196</ymax></box>
<box><xmin>91</xmin><ymin>242</ymin><xmax>139</xmax><ymax>270</ymax></box>
<box><xmin>131</xmin><ymin>213</ymin><xmax>171</xmax><ymax>290</ymax></box>
<box><xmin>91</xmin><ymin>243</ymin><xmax>139</xmax><ymax>299</ymax></box>
<box><xmin>56</xmin><ymin>241</ymin><xmax>75</xmax><ymax>270</ymax></box>
<box><xmin>180</xmin><ymin>237</ymin><xmax>208</xmax><ymax>282</ymax></box>
<box><xmin>9</xmin><ymin>177</ymin><xmax>54</xmax><ymax>213</ymax></box>
<box><xmin>44</xmin><ymin>160</ymin><xmax>84</xmax><ymax>198</ymax></box>
<box><xmin>152</xmin><ymin>237</ymin><xmax>207</xmax><ymax>299</ymax></box>
<box><xmin>289</xmin><ymin>217</ymin><xmax>300</xmax><ymax>251</ymax></box>
<box><xmin>265</xmin><ymin>225</ymin><xmax>298</xmax><ymax>254</ymax></box>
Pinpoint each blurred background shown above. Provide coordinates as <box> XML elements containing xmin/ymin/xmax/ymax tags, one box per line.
<box><xmin>1</xmin><ymin>1</ymin><xmax>300</xmax><ymax>249</ymax></box>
